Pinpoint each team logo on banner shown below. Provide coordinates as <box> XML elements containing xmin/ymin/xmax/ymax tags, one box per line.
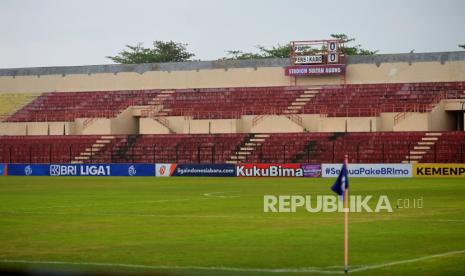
<box><xmin>156</xmin><ymin>163</ymin><xmax>176</xmax><ymax>177</ymax></box>
<box><xmin>128</xmin><ymin>165</ymin><xmax>137</xmax><ymax>176</ymax></box>
<box><xmin>24</xmin><ymin>165</ymin><xmax>33</xmax><ymax>176</ymax></box>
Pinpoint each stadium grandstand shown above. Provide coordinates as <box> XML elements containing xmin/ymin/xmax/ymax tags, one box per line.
<box><xmin>1</xmin><ymin>49</ymin><xmax>465</xmax><ymax>165</ymax></box>
<box><xmin>2</xmin><ymin>0</ymin><xmax>465</xmax><ymax>273</ymax></box>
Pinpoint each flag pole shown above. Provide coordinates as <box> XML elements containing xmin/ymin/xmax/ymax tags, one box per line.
<box><xmin>344</xmin><ymin>154</ymin><xmax>349</xmax><ymax>274</ymax></box>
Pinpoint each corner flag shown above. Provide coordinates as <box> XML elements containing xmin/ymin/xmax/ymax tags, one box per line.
<box><xmin>331</xmin><ymin>161</ymin><xmax>349</xmax><ymax>198</ymax></box>
<box><xmin>331</xmin><ymin>156</ymin><xmax>350</xmax><ymax>274</ymax></box>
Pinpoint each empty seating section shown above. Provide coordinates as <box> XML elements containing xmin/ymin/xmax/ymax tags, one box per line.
<box><xmin>0</xmin><ymin>136</ymin><xmax>99</xmax><ymax>163</ymax></box>
<box><xmin>106</xmin><ymin>134</ymin><xmax>247</xmax><ymax>163</ymax></box>
<box><xmin>1</xmin><ymin>82</ymin><xmax>464</xmax><ymax>163</ymax></box>
<box><xmin>330</xmin><ymin>132</ymin><xmax>425</xmax><ymax>163</ymax></box>
<box><xmin>245</xmin><ymin>132</ymin><xmax>439</xmax><ymax>163</ymax></box>
<box><xmin>246</xmin><ymin>133</ymin><xmax>333</xmax><ymax>163</ymax></box>
<box><xmin>80</xmin><ymin>135</ymin><xmax>128</xmax><ymax>163</ymax></box>
<box><xmin>6</xmin><ymin>90</ymin><xmax>161</xmax><ymax>122</ymax></box>
<box><xmin>0</xmin><ymin>93</ymin><xmax>41</xmax><ymax>121</ymax></box>
<box><xmin>302</xmin><ymin>82</ymin><xmax>465</xmax><ymax>117</ymax></box>
<box><xmin>2</xmin><ymin>132</ymin><xmax>463</xmax><ymax>164</ymax></box>
<box><xmin>4</xmin><ymin>82</ymin><xmax>465</xmax><ymax>121</ymax></box>
<box><xmin>163</xmin><ymin>87</ymin><xmax>303</xmax><ymax>118</ymax></box>
<box><xmin>422</xmin><ymin>132</ymin><xmax>465</xmax><ymax>163</ymax></box>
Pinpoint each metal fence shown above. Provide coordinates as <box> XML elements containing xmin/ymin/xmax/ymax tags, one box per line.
<box><xmin>1</xmin><ymin>141</ymin><xmax>464</xmax><ymax>164</ymax></box>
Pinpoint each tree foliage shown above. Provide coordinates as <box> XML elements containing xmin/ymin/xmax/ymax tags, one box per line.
<box><xmin>108</xmin><ymin>34</ymin><xmax>379</xmax><ymax>63</ymax></box>
<box><xmin>107</xmin><ymin>41</ymin><xmax>195</xmax><ymax>64</ymax></box>
<box><xmin>459</xmin><ymin>44</ymin><xmax>465</xmax><ymax>49</ymax></box>
<box><xmin>222</xmin><ymin>44</ymin><xmax>292</xmax><ymax>60</ymax></box>
<box><xmin>330</xmin><ymin>34</ymin><xmax>378</xmax><ymax>55</ymax></box>
<box><xmin>223</xmin><ymin>50</ymin><xmax>263</xmax><ymax>60</ymax></box>
<box><xmin>256</xmin><ymin>45</ymin><xmax>293</xmax><ymax>58</ymax></box>
<box><xmin>223</xmin><ymin>34</ymin><xmax>377</xmax><ymax>60</ymax></box>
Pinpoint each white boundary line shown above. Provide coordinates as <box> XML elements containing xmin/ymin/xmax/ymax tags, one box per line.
<box><xmin>203</xmin><ymin>191</ymin><xmax>240</xmax><ymax>198</ymax></box>
<box><xmin>0</xmin><ymin>250</ymin><xmax>464</xmax><ymax>274</ymax></box>
<box><xmin>13</xmin><ymin>191</ymin><xmax>241</xmax><ymax>211</ymax></box>
<box><xmin>436</xmin><ymin>219</ymin><xmax>465</xmax><ymax>222</ymax></box>
<box><xmin>14</xmin><ymin>197</ymin><xmax>219</xmax><ymax>211</ymax></box>
<box><xmin>351</xmin><ymin>249</ymin><xmax>465</xmax><ymax>272</ymax></box>
<box><xmin>2</xmin><ymin>210</ymin><xmax>464</xmax><ymax>223</ymax></box>
<box><xmin>0</xmin><ymin>210</ymin><xmax>252</xmax><ymax>219</ymax></box>
<box><xmin>0</xmin><ymin>259</ymin><xmax>342</xmax><ymax>274</ymax></box>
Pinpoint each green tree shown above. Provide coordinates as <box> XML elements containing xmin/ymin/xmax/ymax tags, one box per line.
<box><xmin>107</xmin><ymin>41</ymin><xmax>195</xmax><ymax>64</ymax></box>
<box><xmin>330</xmin><ymin>33</ymin><xmax>378</xmax><ymax>55</ymax></box>
<box><xmin>223</xmin><ymin>34</ymin><xmax>377</xmax><ymax>60</ymax></box>
<box><xmin>222</xmin><ymin>44</ymin><xmax>292</xmax><ymax>60</ymax></box>
<box><xmin>459</xmin><ymin>44</ymin><xmax>465</xmax><ymax>49</ymax></box>
<box><xmin>256</xmin><ymin>44</ymin><xmax>293</xmax><ymax>58</ymax></box>
<box><xmin>223</xmin><ymin>50</ymin><xmax>263</xmax><ymax>60</ymax></box>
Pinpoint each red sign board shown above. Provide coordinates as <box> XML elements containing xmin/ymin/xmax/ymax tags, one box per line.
<box><xmin>285</xmin><ymin>64</ymin><xmax>345</xmax><ymax>76</ymax></box>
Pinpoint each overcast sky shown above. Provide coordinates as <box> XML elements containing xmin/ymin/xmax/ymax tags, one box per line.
<box><xmin>1</xmin><ymin>0</ymin><xmax>464</xmax><ymax>68</ymax></box>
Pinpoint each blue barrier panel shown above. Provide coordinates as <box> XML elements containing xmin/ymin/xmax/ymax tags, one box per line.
<box><xmin>7</xmin><ymin>164</ymin><xmax>155</xmax><ymax>176</ymax></box>
<box><xmin>8</xmin><ymin>164</ymin><xmax>51</xmax><ymax>176</ymax></box>
<box><xmin>107</xmin><ymin>164</ymin><xmax>154</xmax><ymax>176</ymax></box>
<box><xmin>0</xmin><ymin>164</ymin><xmax>4</xmax><ymax>176</ymax></box>
<box><xmin>171</xmin><ymin>164</ymin><xmax>236</xmax><ymax>177</ymax></box>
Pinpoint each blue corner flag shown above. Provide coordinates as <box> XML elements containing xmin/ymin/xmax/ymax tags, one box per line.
<box><xmin>331</xmin><ymin>163</ymin><xmax>349</xmax><ymax>197</ymax></box>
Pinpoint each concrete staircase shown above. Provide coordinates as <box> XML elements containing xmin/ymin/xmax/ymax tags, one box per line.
<box><xmin>147</xmin><ymin>90</ymin><xmax>175</xmax><ymax>116</ymax></box>
<box><xmin>283</xmin><ymin>87</ymin><xmax>320</xmax><ymax>114</ymax></box>
<box><xmin>403</xmin><ymin>132</ymin><xmax>442</xmax><ymax>163</ymax></box>
<box><xmin>226</xmin><ymin>134</ymin><xmax>270</xmax><ymax>164</ymax></box>
<box><xmin>71</xmin><ymin>135</ymin><xmax>115</xmax><ymax>164</ymax></box>
<box><xmin>460</xmin><ymin>90</ymin><xmax>465</xmax><ymax>99</ymax></box>
<box><xmin>251</xmin><ymin>88</ymin><xmax>317</xmax><ymax>129</ymax></box>
<box><xmin>143</xmin><ymin>90</ymin><xmax>175</xmax><ymax>133</ymax></box>
<box><xmin>152</xmin><ymin>116</ymin><xmax>173</xmax><ymax>133</ymax></box>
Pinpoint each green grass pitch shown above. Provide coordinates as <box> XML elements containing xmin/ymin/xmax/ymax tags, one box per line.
<box><xmin>0</xmin><ymin>176</ymin><xmax>464</xmax><ymax>275</ymax></box>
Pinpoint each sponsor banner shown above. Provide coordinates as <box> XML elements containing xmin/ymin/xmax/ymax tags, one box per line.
<box><xmin>322</xmin><ymin>164</ymin><xmax>412</xmax><ymax>178</ymax></box>
<box><xmin>7</xmin><ymin>164</ymin><xmax>154</xmax><ymax>176</ymax></box>
<box><xmin>284</xmin><ymin>64</ymin><xmax>345</xmax><ymax>76</ymax></box>
<box><xmin>413</xmin><ymin>164</ymin><xmax>465</xmax><ymax>178</ymax></box>
<box><xmin>0</xmin><ymin>164</ymin><xmax>5</xmax><ymax>176</ymax></box>
<box><xmin>172</xmin><ymin>164</ymin><xmax>236</xmax><ymax>177</ymax></box>
<box><xmin>301</xmin><ymin>164</ymin><xmax>321</xmax><ymax>177</ymax></box>
<box><xmin>155</xmin><ymin>163</ymin><xmax>177</xmax><ymax>177</ymax></box>
<box><xmin>237</xmin><ymin>164</ymin><xmax>303</xmax><ymax>177</ymax></box>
